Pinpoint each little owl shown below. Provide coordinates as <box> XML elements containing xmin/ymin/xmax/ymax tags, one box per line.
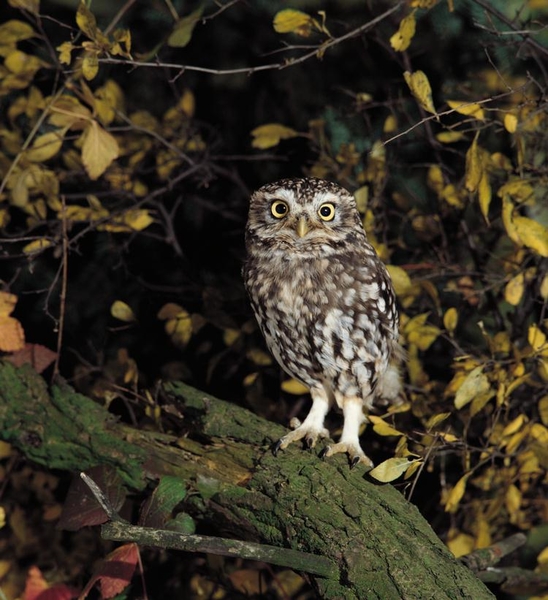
<box><xmin>244</xmin><ymin>177</ymin><xmax>402</xmax><ymax>467</ymax></box>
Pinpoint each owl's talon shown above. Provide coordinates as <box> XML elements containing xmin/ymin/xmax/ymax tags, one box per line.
<box><xmin>319</xmin><ymin>447</ymin><xmax>329</xmax><ymax>460</ymax></box>
<box><xmin>272</xmin><ymin>439</ymin><xmax>284</xmax><ymax>456</ymax></box>
<box><xmin>304</xmin><ymin>436</ymin><xmax>316</xmax><ymax>449</ymax></box>
<box><xmin>350</xmin><ymin>455</ymin><xmax>362</xmax><ymax>469</ymax></box>
<box><xmin>322</xmin><ymin>442</ymin><xmax>374</xmax><ymax>469</ymax></box>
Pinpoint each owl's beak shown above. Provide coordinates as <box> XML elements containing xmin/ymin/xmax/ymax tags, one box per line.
<box><xmin>296</xmin><ymin>216</ymin><xmax>309</xmax><ymax>238</ymax></box>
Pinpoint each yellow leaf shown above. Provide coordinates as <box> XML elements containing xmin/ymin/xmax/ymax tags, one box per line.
<box><xmin>503</xmin><ymin>113</ymin><xmax>518</xmax><ymax>133</ymax></box>
<box><xmin>502</xmin><ymin>414</ymin><xmax>526</xmax><ymax>437</ymax></box>
<box><xmin>0</xmin><ymin>292</ymin><xmax>17</xmax><ymax>317</ymax></box>
<box><xmin>528</xmin><ymin>324</ymin><xmax>547</xmax><ymax>353</ymax></box>
<box><xmin>537</xmin><ymin>546</ymin><xmax>548</xmax><ymax>567</ymax></box>
<box><xmin>157</xmin><ymin>302</ymin><xmax>185</xmax><ymax>320</ymax></box>
<box><xmin>354</xmin><ymin>186</ymin><xmax>368</xmax><ymax>212</ymax></box>
<box><xmin>501</xmin><ymin>195</ymin><xmax>520</xmax><ymax>243</ymax></box>
<box><xmin>273</xmin><ymin>9</ymin><xmax>317</xmax><ymax>36</ymax></box>
<box><xmin>0</xmin><ymin>441</ymin><xmax>12</xmax><ymax>460</ymax></box>
<box><xmin>281</xmin><ymin>379</ymin><xmax>309</xmax><ymax>395</ymax></box>
<box><xmin>80</xmin><ymin>121</ymin><xmax>119</xmax><ymax>180</ymax></box>
<box><xmin>436</xmin><ymin>131</ymin><xmax>465</xmax><ymax>143</ymax></box>
<box><xmin>505</xmin><ymin>272</ymin><xmax>525</xmax><ymax>306</ymax></box>
<box><xmin>390</xmin><ymin>10</ymin><xmax>416</xmax><ymax>52</ymax></box>
<box><xmin>220</xmin><ymin>328</ymin><xmax>239</xmax><ymax>347</ymax></box>
<box><xmin>0</xmin><ymin>292</ymin><xmax>25</xmax><ymax>353</ymax></box>
<box><xmin>5</xmin><ymin>50</ymin><xmax>45</xmax><ymax>76</ymax></box>
<box><xmin>404</xmin><ymin>70</ymin><xmax>436</xmax><ymax>114</ymax></box>
<box><xmin>540</xmin><ymin>274</ymin><xmax>548</xmax><ymax>301</ymax></box>
<box><xmin>427</xmin><ymin>164</ymin><xmax>444</xmax><ymax>194</ymax></box>
<box><xmin>444</xmin><ymin>474</ymin><xmax>468</xmax><ymax>513</ymax></box>
<box><xmin>530</xmin><ymin>423</ymin><xmax>548</xmax><ymax>444</ymax></box>
<box><xmin>478</xmin><ymin>170</ymin><xmax>491</xmax><ymax>223</ymax></box>
<box><xmin>110</xmin><ymin>300</ymin><xmax>136</xmax><ymax>323</ymax></box>
<box><xmin>165</xmin><ymin>310</ymin><xmax>192</xmax><ymax>347</ymax></box>
<box><xmin>76</xmin><ymin>1</ymin><xmax>98</xmax><ymax>39</ymax></box>
<box><xmin>386</xmin><ymin>265</ymin><xmax>412</xmax><ymax>296</ymax></box>
<box><xmin>100</xmin><ymin>209</ymin><xmax>154</xmax><ymax>232</ymax></box>
<box><xmin>57</xmin><ymin>41</ymin><xmax>74</xmax><ymax>65</ymax></box>
<box><xmin>48</xmin><ymin>95</ymin><xmax>92</xmax><ymax>129</ymax></box>
<box><xmin>465</xmin><ymin>134</ymin><xmax>483</xmax><ymax>192</ymax></box>
<box><xmin>425</xmin><ymin>412</ymin><xmax>451</xmax><ymax>430</ymax></box>
<box><xmin>82</xmin><ymin>52</ymin><xmax>99</xmax><ymax>81</ymax></box>
<box><xmin>26</xmin><ymin>130</ymin><xmax>65</xmax><ymax>162</ymax></box>
<box><xmin>404</xmin><ymin>313</ymin><xmax>440</xmax><ymax>351</ymax></box>
<box><xmin>475</xmin><ymin>514</ymin><xmax>491</xmax><ymax>549</ymax></box>
<box><xmin>62</xmin><ymin>204</ymin><xmax>108</xmax><ymax>222</ymax></box>
<box><xmin>179</xmin><ymin>89</ymin><xmax>195</xmax><ymax>118</ymax></box>
<box><xmin>22</xmin><ymin>238</ymin><xmax>52</xmax><ymax>254</ymax></box>
<box><xmin>403</xmin><ymin>459</ymin><xmax>422</xmax><ymax>479</ymax></box>
<box><xmin>94</xmin><ymin>79</ymin><xmax>125</xmax><ymax>125</ymax></box>
<box><xmin>251</xmin><ymin>123</ymin><xmax>299</xmax><ymax>149</ymax></box>
<box><xmin>369</xmin><ymin>457</ymin><xmax>421</xmax><ymax>482</ymax></box>
<box><xmin>513</xmin><ymin>215</ymin><xmax>548</xmax><ymax>257</ymax></box>
<box><xmin>454</xmin><ymin>366</ymin><xmax>491</xmax><ymax>409</ymax></box>
<box><xmin>111</xmin><ymin>27</ymin><xmax>132</xmax><ymax>57</ymax></box>
<box><xmin>447</xmin><ymin>100</ymin><xmax>485</xmax><ymax>120</ymax></box>
<box><xmin>369</xmin><ymin>416</ymin><xmax>404</xmax><ymax>437</ymax></box>
<box><xmin>243</xmin><ymin>372</ymin><xmax>258</xmax><ymax>387</ymax></box>
<box><xmin>498</xmin><ymin>179</ymin><xmax>535</xmax><ymax>203</ymax></box>
<box><xmin>539</xmin><ymin>396</ymin><xmax>548</xmax><ymax>426</ymax></box>
<box><xmin>167</xmin><ymin>5</ymin><xmax>204</xmax><ymax>48</ymax></box>
<box><xmin>383</xmin><ymin>114</ymin><xmax>397</xmax><ymax>133</ymax></box>
<box><xmin>0</xmin><ymin>20</ymin><xmax>35</xmax><ymax>44</ymax></box>
<box><xmin>8</xmin><ymin>0</ymin><xmax>39</xmax><ymax>14</ymax></box>
<box><xmin>447</xmin><ymin>532</ymin><xmax>474</xmax><ymax>558</ymax></box>
<box><xmin>246</xmin><ymin>348</ymin><xmax>273</xmax><ymax>366</ymax></box>
<box><xmin>443</xmin><ymin>307</ymin><xmax>458</xmax><ymax>334</ymax></box>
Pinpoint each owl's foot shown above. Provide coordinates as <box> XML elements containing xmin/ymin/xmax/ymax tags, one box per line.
<box><xmin>273</xmin><ymin>420</ymin><xmax>330</xmax><ymax>455</ymax></box>
<box><xmin>320</xmin><ymin>442</ymin><xmax>374</xmax><ymax>469</ymax></box>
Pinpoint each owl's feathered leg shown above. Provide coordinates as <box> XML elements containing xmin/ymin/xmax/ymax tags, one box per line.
<box><xmin>322</xmin><ymin>397</ymin><xmax>373</xmax><ymax>468</ymax></box>
<box><xmin>273</xmin><ymin>386</ymin><xmax>330</xmax><ymax>454</ymax></box>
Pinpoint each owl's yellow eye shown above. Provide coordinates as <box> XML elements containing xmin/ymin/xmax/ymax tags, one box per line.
<box><xmin>318</xmin><ymin>203</ymin><xmax>336</xmax><ymax>221</ymax></box>
<box><xmin>271</xmin><ymin>200</ymin><xmax>289</xmax><ymax>219</ymax></box>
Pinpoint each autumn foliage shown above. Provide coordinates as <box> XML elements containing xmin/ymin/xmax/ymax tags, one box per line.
<box><xmin>1</xmin><ymin>0</ymin><xmax>548</xmax><ymax>598</ymax></box>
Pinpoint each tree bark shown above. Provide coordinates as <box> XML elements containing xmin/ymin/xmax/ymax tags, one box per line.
<box><xmin>0</xmin><ymin>362</ymin><xmax>494</xmax><ymax>599</ymax></box>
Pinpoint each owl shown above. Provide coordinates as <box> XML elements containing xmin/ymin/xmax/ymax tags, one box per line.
<box><xmin>243</xmin><ymin>177</ymin><xmax>402</xmax><ymax>467</ymax></box>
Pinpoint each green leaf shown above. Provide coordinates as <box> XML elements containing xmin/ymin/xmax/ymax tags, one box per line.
<box><xmin>167</xmin><ymin>5</ymin><xmax>204</xmax><ymax>48</ymax></box>
<box><xmin>141</xmin><ymin>476</ymin><xmax>188</xmax><ymax>528</ymax></box>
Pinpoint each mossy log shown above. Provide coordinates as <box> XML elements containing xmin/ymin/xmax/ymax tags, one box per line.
<box><xmin>0</xmin><ymin>362</ymin><xmax>493</xmax><ymax>599</ymax></box>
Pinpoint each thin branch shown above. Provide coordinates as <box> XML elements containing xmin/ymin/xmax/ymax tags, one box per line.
<box><xmin>98</xmin><ymin>3</ymin><xmax>404</xmax><ymax>77</ymax></box>
<box><xmin>102</xmin><ymin>520</ymin><xmax>339</xmax><ymax>579</ymax></box>
<box><xmin>460</xmin><ymin>533</ymin><xmax>527</xmax><ymax>572</ymax></box>
<box><xmin>52</xmin><ymin>195</ymin><xmax>68</xmax><ymax>381</ymax></box>
<box><xmin>104</xmin><ymin>0</ymin><xmax>138</xmax><ymax>35</ymax></box>
<box><xmin>471</xmin><ymin>0</ymin><xmax>548</xmax><ymax>57</ymax></box>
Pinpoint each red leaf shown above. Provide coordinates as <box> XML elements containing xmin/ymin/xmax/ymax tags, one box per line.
<box><xmin>58</xmin><ymin>465</ymin><xmax>126</xmax><ymax>531</ymax></box>
<box><xmin>24</xmin><ymin>566</ymin><xmax>48</xmax><ymax>600</ymax></box>
<box><xmin>79</xmin><ymin>544</ymin><xmax>139</xmax><ymax>600</ymax></box>
<box><xmin>24</xmin><ymin>566</ymin><xmax>78</xmax><ymax>600</ymax></box>
<box><xmin>6</xmin><ymin>343</ymin><xmax>57</xmax><ymax>373</ymax></box>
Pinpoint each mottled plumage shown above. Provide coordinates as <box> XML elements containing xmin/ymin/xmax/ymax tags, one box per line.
<box><xmin>243</xmin><ymin>177</ymin><xmax>402</xmax><ymax>467</ymax></box>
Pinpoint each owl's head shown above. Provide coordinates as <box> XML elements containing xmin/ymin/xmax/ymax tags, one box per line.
<box><xmin>246</xmin><ymin>178</ymin><xmax>364</xmax><ymax>254</ymax></box>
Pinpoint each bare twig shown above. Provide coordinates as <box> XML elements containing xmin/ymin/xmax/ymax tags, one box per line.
<box><xmin>102</xmin><ymin>520</ymin><xmax>339</xmax><ymax>578</ymax></box>
<box><xmin>81</xmin><ymin>471</ymin><xmax>338</xmax><ymax>578</ymax></box>
<box><xmin>52</xmin><ymin>195</ymin><xmax>68</xmax><ymax>381</ymax></box>
<box><xmin>460</xmin><ymin>533</ymin><xmax>527</xmax><ymax>572</ymax></box>
<box><xmin>98</xmin><ymin>3</ymin><xmax>404</xmax><ymax>77</ymax></box>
